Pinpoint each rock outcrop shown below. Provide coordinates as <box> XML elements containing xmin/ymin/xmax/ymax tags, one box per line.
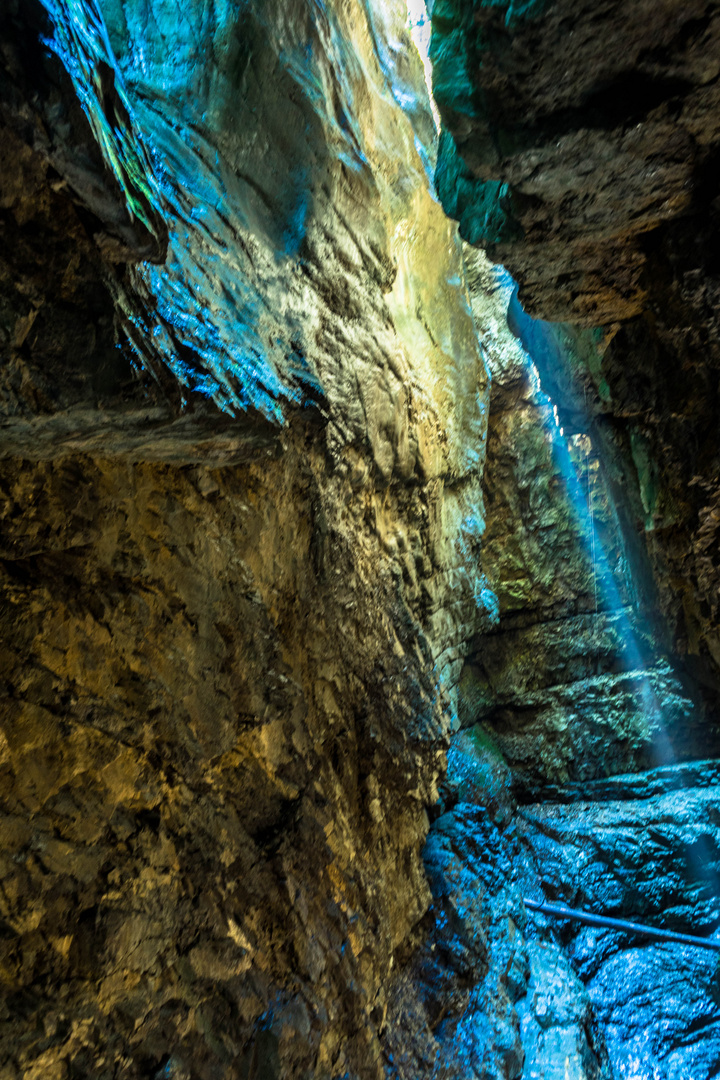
<box><xmin>385</xmin><ymin>702</ymin><xmax>720</xmax><ymax>1079</ymax></box>
<box><xmin>383</xmin><ymin>724</ymin><xmax>612</xmax><ymax>1080</ymax></box>
<box><xmin>0</xmin><ymin>2</ymin><xmax>494</xmax><ymax>1076</ymax></box>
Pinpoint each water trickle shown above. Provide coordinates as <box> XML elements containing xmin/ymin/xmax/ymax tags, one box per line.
<box><xmin>505</xmin><ymin>280</ymin><xmax>697</xmax><ymax>772</ymax></box>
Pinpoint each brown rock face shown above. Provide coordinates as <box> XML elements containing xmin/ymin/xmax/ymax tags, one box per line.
<box><xmin>0</xmin><ymin>1</ymin><xmax>492</xmax><ymax>1077</ymax></box>
<box><xmin>0</xmin><ymin>446</ymin><xmax>445</xmax><ymax>1077</ymax></box>
<box><xmin>432</xmin><ymin>0</ymin><xmax>720</xmax><ymax>325</ymax></box>
<box><xmin>432</xmin><ymin>0</ymin><xmax>720</xmax><ymax>706</ymax></box>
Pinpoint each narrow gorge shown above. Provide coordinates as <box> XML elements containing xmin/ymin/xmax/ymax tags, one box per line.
<box><xmin>1</xmin><ymin>2</ymin><xmax>719</xmax><ymax>1078</ymax></box>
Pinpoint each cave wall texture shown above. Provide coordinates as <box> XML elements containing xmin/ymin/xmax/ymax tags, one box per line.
<box><xmin>432</xmin><ymin>0</ymin><xmax>720</xmax><ymax>704</ymax></box>
<box><xmin>1</xmin><ymin>1</ymin><xmax>495</xmax><ymax>1075</ymax></box>
<box><xmin>3</xmin><ymin>0</ymin><xmax>720</xmax><ymax>1078</ymax></box>
<box><xmin>427</xmin><ymin>2</ymin><xmax>720</xmax><ymax>1075</ymax></box>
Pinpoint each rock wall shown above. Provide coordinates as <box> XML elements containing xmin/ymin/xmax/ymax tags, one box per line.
<box><xmin>430</xmin><ymin>0</ymin><xmax>720</xmax><ymax>325</ymax></box>
<box><xmin>431</xmin><ymin>0</ymin><xmax>720</xmax><ymax>709</ymax></box>
<box><xmin>0</xmin><ymin>2</ymin><xmax>495</xmax><ymax>1076</ymax></box>
<box><xmin>458</xmin><ymin>249</ymin><xmax>707</xmax><ymax>794</ymax></box>
<box><xmin>377</xmin><ymin>245</ymin><xmax>720</xmax><ymax>1080</ymax></box>
<box><xmin>5</xmin><ymin>0</ymin><xmax>720</xmax><ymax>1077</ymax></box>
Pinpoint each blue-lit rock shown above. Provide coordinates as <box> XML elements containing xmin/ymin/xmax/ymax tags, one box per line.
<box><xmin>384</xmin><ymin>735</ymin><xmax>610</xmax><ymax>1079</ymax></box>
<box><xmin>521</xmin><ymin>761</ymin><xmax>720</xmax><ymax>1077</ymax></box>
<box><xmin>38</xmin><ymin>0</ymin><xmax>488</xmax><ymax>446</ymax></box>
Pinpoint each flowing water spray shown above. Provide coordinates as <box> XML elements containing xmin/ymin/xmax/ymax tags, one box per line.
<box><xmin>505</xmin><ymin>279</ymin><xmax>720</xmax><ymax>918</ymax></box>
<box><xmin>506</xmin><ymin>280</ymin><xmax>680</xmax><ymax>768</ymax></box>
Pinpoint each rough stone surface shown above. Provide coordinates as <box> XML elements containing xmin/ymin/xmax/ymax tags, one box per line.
<box><xmin>4</xmin><ymin>0</ymin><xmax>720</xmax><ymax>1077</ymax></box>
<box><xmin>456</xmin><ymin>251</ymin><xmax>708</xmax><ymax>794</ymax></box>
<box><xmin>383</xmin><ymin>727</ymin><xmax>611</xmax><ymax>1080</ymax></box>
<box><xmin>431</xmin><ymin>0</ymin><xmax>720</xmax><ymax>326</ymax></box>
<box><xmin>0</xmin><ymin>2</ymin><xmax>494</xmax><ymax>1077</ymax></box>
<box><xmin>521</xmin><ymin>761</ymin><xmax>720</xmax><ymax>1078</ymax></box>
<box><xmin>432</xmin><ymin>0</ymin><xmax>720</xmax><ymax>706</ymax></box>
<box><xmin>385</xmin><ymin>729</ymin><xmax>720</xmax><ymax>1079</ymax></box>
<box><xmin>0</xmin><ymin>447</ymin><xmax>453</xmax><ymax>1079</ymax></box>
<box><xmin>0</xmin><ymin>0</ymin><xmax>193</xmax><ymax>460</ymax></box>
<box><xmin>508</xmin><ymin>295</ymin><xmax>720</xmax><ymax>719</ymax></box>
<box><xmin>387</xmin><ymin>245</ymin><xmax>720</xmax><ymax>1076</ymax></box>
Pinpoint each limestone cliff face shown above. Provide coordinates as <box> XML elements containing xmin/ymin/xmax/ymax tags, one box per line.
<box><xmin>0</xmin><ymin>2</ymin><xmax>493</xmax><ymax>1077</ymax></box>
<box><xmin>431</xmin><ymin>0</ymin><xmax>720</xmax><ymax>714</ymax></box>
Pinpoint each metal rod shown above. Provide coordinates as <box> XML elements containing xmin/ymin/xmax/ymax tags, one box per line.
<box><xmin>524</xmin><ymin>898</ymin><xmax>720</xmax><ymax>952</ymax></box>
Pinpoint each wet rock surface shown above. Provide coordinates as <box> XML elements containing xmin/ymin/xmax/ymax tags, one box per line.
<box><xmin>516</xmin><ymin>939</ymin><xmax>606</xmax><ymax>1080</ymax></box>
<box><xmin>521</xmin><ymin>759</ymin><xmax>720</xmax><ymax>1078</ymax></box>
<box><xmin>387</xmin><ymin>731</ymin><xmax>720</xmax><ymax>1079</ymax></box>
<box><xmin>432</xmin><ymin>0</ymin><xmax>720</xmax><ymax>711</ymax></box>
<box><xmin>385</xmin><ymin>727</ymin><xmax>611</xmax><ymax>1080</ymax></box>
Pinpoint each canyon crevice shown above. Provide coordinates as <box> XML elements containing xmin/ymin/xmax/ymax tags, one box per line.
<box><xmin>1</xmin><ymin>1</ymin><xmax>720</xmax><ymax>1079</ymax></box>
<box><xmin>433</xmin><ymin>0</ymin><xmax>720</xmax><ymax>707</ymax></box>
